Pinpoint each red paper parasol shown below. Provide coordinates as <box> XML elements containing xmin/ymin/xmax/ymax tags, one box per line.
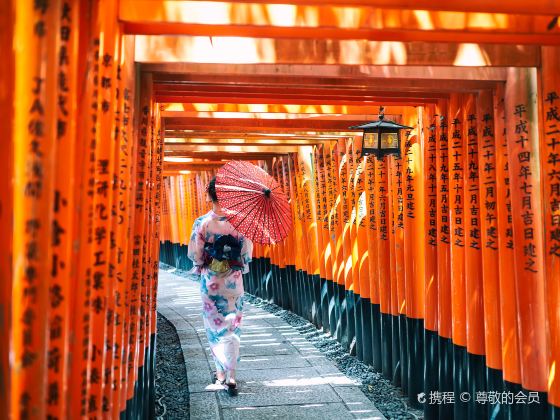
<box><xmin>215</xmin><ymin>161</ymin><xmax>293</xmax><ymax>244</ymax></box>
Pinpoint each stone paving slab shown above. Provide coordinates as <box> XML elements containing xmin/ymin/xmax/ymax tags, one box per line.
<box><xmin>216</xmin><ymin>384</ymin><xmax>342</xmax><ymax>408</ymax></box>
<box><xmin>221</xmin><ymin>403</ymin><xmax>356</xmax><ymax>420</ymax></box>
<box><xmin>237</xmin><ymin>354</ymin><xmax>311</xmax><ymax>370</ymax></box>
<box><xmin>158</xmin><ymin>268</ymin><xmax>386</xmax><ymax>419</ymax></box>
<box><xmin>189</xmin><ymin>392</ymin><xmax>220</xmax><ymax>420</ymax></box>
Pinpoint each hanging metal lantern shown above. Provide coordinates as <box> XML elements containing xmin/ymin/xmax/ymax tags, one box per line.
<box><xmin>350</xmin><ymin>107</ymin><xmax>413</xmax><ymax>159</ymax></box>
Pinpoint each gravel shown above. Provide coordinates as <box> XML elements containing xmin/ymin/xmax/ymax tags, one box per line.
<box><xmin>155</xmin><ymin>312</ymin><xmax>190</xmax><ymax>419</ymax></box>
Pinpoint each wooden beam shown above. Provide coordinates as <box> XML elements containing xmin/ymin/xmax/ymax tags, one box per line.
<box><xmin>121</xmin><ymin>2</ymin><xmax>560</xmax><ymax>41</ymax></box>
<box><xmin>135</xmin><ymin>37</ymin><xmax>539</xmax><ymax>67</ymax></box>
<box><xmin>164</xmin><ymin>129</ymin><xmax>357</xmax><ymax>137</ymax></box>
<box><xmin>163</xmin><ymin>159</ymin><xmax>226</xmax><ymax>165</ymax></box>
<box><xmin>164</xmin><ymin>144</ymin><xmax>302</xmax><ymax>153</ymax></box>
<box><xmin>163</xmin><ymin>116</ymin><xmax>369</xmax><ymax>131</ymax></box>
<box><xmin>144</xmin><ymin>63</ymin><xmax>510</xmax><ymax>80</ymax></box>
<box><xmin>164</xmin><ymin>152</ymin><xmax>287</xmax><ymax>160</ymax></box>
<box><xmin>154</xmin><ymin>83</ymin><xmax>448</xmax><ymax>96</ymax></box>
<box><xmin>160</xmin><ymin>111</ymin><xmax>402</xmax><ymax>120</ymax></box>
<box><xmin>153</xmin><ymin>74</ymin><xmax>500</xmax><ymax>93</ymax></box>
<box><xmin>128</xmin><ymin>22</ymin><xmax>560</xmax><ymax>45</ymax></box>
<box><xmin>120</xmin><ymin>0</ymin><xmax>560</xmax><ymax>16</ymax></box>
<box><xmin>152</xmin><ymin>84</ymin><xmax>447</xmax><ymax>104</ymax></box>
<box><xmin>164</xmin><ymin>138</ymin><xmax>329</xmax><ymax>145</ymax></box>
<box><xmin>155</xmin><ymin>95</ymin><xmax>433</xmax><ymax>106</ymax></box>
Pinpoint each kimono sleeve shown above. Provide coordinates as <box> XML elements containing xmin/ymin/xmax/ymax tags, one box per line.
<box><xmin>241</xmin><ymin>236</ymin><xmax>253</xmax><ymax>274</ymax></box>
<box><xmin>188</xmin><ymin>217</ymin><xmax>206</xmax><ymax>267</ymax></box>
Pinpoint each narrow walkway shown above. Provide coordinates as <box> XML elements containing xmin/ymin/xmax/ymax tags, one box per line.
<box><xmin>157</xmin><ymin>268</ymin><xmax>386</xmax><ymax>420</ymax></box>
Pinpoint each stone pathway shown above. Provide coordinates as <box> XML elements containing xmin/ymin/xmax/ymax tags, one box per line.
<box><xmin>157</xmin><ymin>268</ymin><xmax>386</xmax><ymax>420</ymax></box>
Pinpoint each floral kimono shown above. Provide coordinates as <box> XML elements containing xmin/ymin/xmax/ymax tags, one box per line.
<box><xmin>188</xmin><ymin>210</ymin><xmax>253</xmax><ymax>376</ymax></box>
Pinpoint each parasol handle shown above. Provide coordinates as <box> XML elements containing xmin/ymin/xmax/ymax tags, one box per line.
<box><xmin>263</xmin><ymin>188</ymin><xmax>271</xmax><ymax>198</ymax></box>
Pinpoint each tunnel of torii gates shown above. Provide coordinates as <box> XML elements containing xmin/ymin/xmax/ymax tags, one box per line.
<box><xmin>3</xmin><ymin>1</ymin><xmax>560</xmax><ymax>419</ymax></box>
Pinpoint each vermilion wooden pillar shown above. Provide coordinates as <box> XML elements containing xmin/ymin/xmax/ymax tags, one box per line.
<box><xmin>353</xmin><ymin>139</ymin><xmax>369</xmax><ymax>362</ymax></box>
<box><xmin>111</xmin><ymin>34</ymin><xmax>136</xmax><ymax>419</ymax></box>
<box><xmin>423</xmin><ymin>104</ymin><xmax>439</xmax><ymax>420</ymax></box>
<box><xmin>435</xmin><ymin>99</ymin><xmax>453</xmax><ymax>420</ymax></box>
<box><xmin>47</xmin><ymin>1</ymin><xmax>80</xmax><ymax>418</ymax></box>
<box><xmin>301</xmin><ymin>146</ymin><xmax>321</xmax><ymax>324</ymax></box>
<box><xmin>386</xmin><ymin>153</ymin><xmax>401</xmax><ymax>383</ymax></box>
<box><xmin>539</xmin><ymin>46</ymin><xmax>560</xmax><ymax>415</ymax></box>
<box><xmin>448</xmin><ymin>93</ymin><xmax>468</xmax><ymax>420</ymax></box>
<box><xmin>504</xmin><ymin>67</ymin><xmax>548</xmax><ymax>415</ymax></box>
<box><xmin>402</xmin><ymin>107</ymin><xmax>425</xmax><ymax>406</ymax></box>
<box><xmin>376</xmin><ymin>155</ymin><xmax>392</xmax><ymax>379</ymax></box>
<box><xmin>316</xmin><ymin>145</ymin><xmax>332</xmax><ymax>333</ymax></box>
<box><xmin>364</xmin><ymin>153</ymin><xmax>382</xmax><ymax>371</ymax></box>
<box><xmin>462</xmin><ymin>93</ymin><xmax>486</xmax><ymax>419</ymax></box>
<box><xmin>88</xmin><ymin>1</ymin><xmax>120</xmax><ymax>414</ymax></box>
<box><xmin>11</xmin><ymin>2</ymin><xmax>60</xmax><ymax>417</ymax></box>
<box><xmin>0</xmin><ymin>0</ymin><xmax>15</xmax><ymax>416</ymax></box>
<box><xmin>493</xmin><ymin>85</ymin><xmax>523</xmax><ymax>419</ymax></box>
<box><xmin>476</xmin><ymin>89</ymin><xmax>504</xmax><ymax>419</ymax></box>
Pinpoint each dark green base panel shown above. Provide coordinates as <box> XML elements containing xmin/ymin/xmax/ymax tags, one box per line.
<box><xmin>551</xmin><ymin>402</ymin><xmax>560</xmax><ymax>420</ymax></box>
<box><xmin>338</xmin><ymin>285</ymin><xmax>349</xmax><ymax>349</ymax></box>
<box><xmin>371</xmin><ymin>304</ymin><xmax>382</xmax><ymax>372</ymax></box>
<box><xmin>123</xmin><ymin>334</ymin><xmax>156</xmax><ymax>420</ymax></box>
<box><xmin>286</xmin><ymin>266</ymin><xmax>297</xmax><ymax>313</ymax></box>
<box><xmin>391</xmin><ymin>314</ymin><xmax>400</xmax><ymax>386</ymax></box>
<box><xmin>486</xmin><ymin>367</ymin><xmax>504</xmax><ymax>420</ymax></box>
<box><xmin>334</xmin><ymin>282</ymin><xmax>343</xmax><ymax>342</ymax></box>
<box><xmin>407</xmin><ymin>317</ymin><xmax>424</xmax><ymax>408</ymax></box>
<box><xmin>424</xmin><ymin>328</ymin><xmax>439</xmax><ymax>419</ymax></box>
<box><xmin>328</xmin><ymin>280</ymin><xmax>337</xmax><ymax>336</ymax></box>
<box><xmin>467</xmin><ymin>352</ymin><xmax>487</xmax><ymax>419</ymax></box>
<box><xmin>453</xmin><ymin>345</ymin><xmax>469</xmax><ymax>420</ymax></box>
<box><xmin>320</xmin><ymin>278</ymin><xmax>330</xmax><ymax>335</ymax></box>
<box><xmin>399</xmin><ymin>314</ymin><xmax>409</xmax><ymax>393</ymax></box>
<box><xmin>438</xmin><ymin>336</ymin><xmax>454</xmax><ymax>420</ymax></box>
<box><xmin>361</xmin><ymin>298</ymin><xmax>373</xmax><ymax>365</ymax></box>
<box><xmin>312</xmin><ymin>274</ymin><xmax>322</xmax><ymax>329</ymax></box>
<box><xmin>380</xmin><ymin>312</ymin><xmax>393</xmax><ymax>379</ymax></box>
<box><xmin>354</xmin><ymin>292</ymin><xmax>362</xmax><ymax>359</ymax></box>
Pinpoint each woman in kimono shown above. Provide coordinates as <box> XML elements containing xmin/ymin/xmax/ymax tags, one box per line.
<box><xmin>188</xmin><ymin>176</ymin><xmax>253</xmax><ymax>396</ymax></box>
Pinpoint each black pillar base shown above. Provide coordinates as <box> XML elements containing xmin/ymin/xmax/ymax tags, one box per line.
<box><xmin>361</xmin><ymin>298</ymin><xmax>373</xmax><ymax>365</ymax></box>
<box><xmin>380</xmin><ymin>312</ymin><xmax>393</xmax><ymax>379</ymax></box>
<box><xmin>486</xmin><ymin>367</ymin><xmax>505</xmax><ymax>420</ymax></box>
<box><xmin>354</xmin><ymin>293</ymin><xmax>363</xmax><ymax>361</ymax></box>
<box><xmin>371</xmin><ymin>303</ymin><xmax>382</xmax><ymax>372</ymax></box>
<box><xmin>453</xmin><ymin>345</ymin><xmax>469</xmax><ymax>420</ymax></box>
<box><xmin>328</xmin><ymin>280</ymin><xmax>337</xmax><ymax>336</ymax></box>
<box><xmin>338</xmin><ymin>285</ymin><xmax>349</xmax><ymax>348</ymax></box>
<box><xmin>286</xmin><ymin>265</ymin><xmax>296</xmax><ymax>312</ymax></box>
<box><xmin>312</xmin><ymin>274</ymin><xmax>322</xmax><ymax>329</ymax></box>
<box><xmin>468</xmin><ymin>352</ymin><xmax>487</xmax><ymax>419</ymax></box>
<box><xmin>333</xmin><ymin>282</ymin><xmax>342</xmax><ymax>341</ymax></box>
<box><xmin>294</xmin><ymin>269</ymin><xmax>302</xmax><ymax>316</ymax></box>
<box><xmin>424</xmin><ymin>328</ymin><xmax>439</xmax><ymax>419</ymax></box>
<box><xmin>270</xmin><ymin>263</ymin><xmax>279</xmax><ymax>304</ymax></box>
<box><xmin>320</xmin><ymin>278</ymin><xmax>331</xmax><ymax>334</ymax></box>
<box><xmin>438</xmin><ymin>336</ymin><xmax>454</xmax><ymax>420</ymax></box>
<box><xmin>521</xmin><ymin>389</ymin><xmax>548</xmax><ymax>419</ymax></box>
<box><xmin>346</xmin><ymin>289</ymin><xmax>356</xmax><ymax>356</ymax></box>
<box><xmin>550</xmin><ymin>401</ymin><xmax>560</xmax><ymax>420</ymax></box>
<box><xmin>407</xmin><ymin>317</ymin><xmax>425</xmax><ymax>408</ymax></box>
<box><xmin>391</xmin><ymin>314</ymin><xmax>401</xmax><ymax>386</ymax></box>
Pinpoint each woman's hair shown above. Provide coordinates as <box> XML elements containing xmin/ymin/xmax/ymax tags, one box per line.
<box><xmin>207</xmin><ymin>176</ymin><xmax>218</xmax><ymax>203</ymax></box>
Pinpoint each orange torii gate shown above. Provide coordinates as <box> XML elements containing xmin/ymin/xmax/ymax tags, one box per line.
<box><xmin>2</xmin><ymin>0</ymin><xmax>560</xmax><ymax>419</ymax></box>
